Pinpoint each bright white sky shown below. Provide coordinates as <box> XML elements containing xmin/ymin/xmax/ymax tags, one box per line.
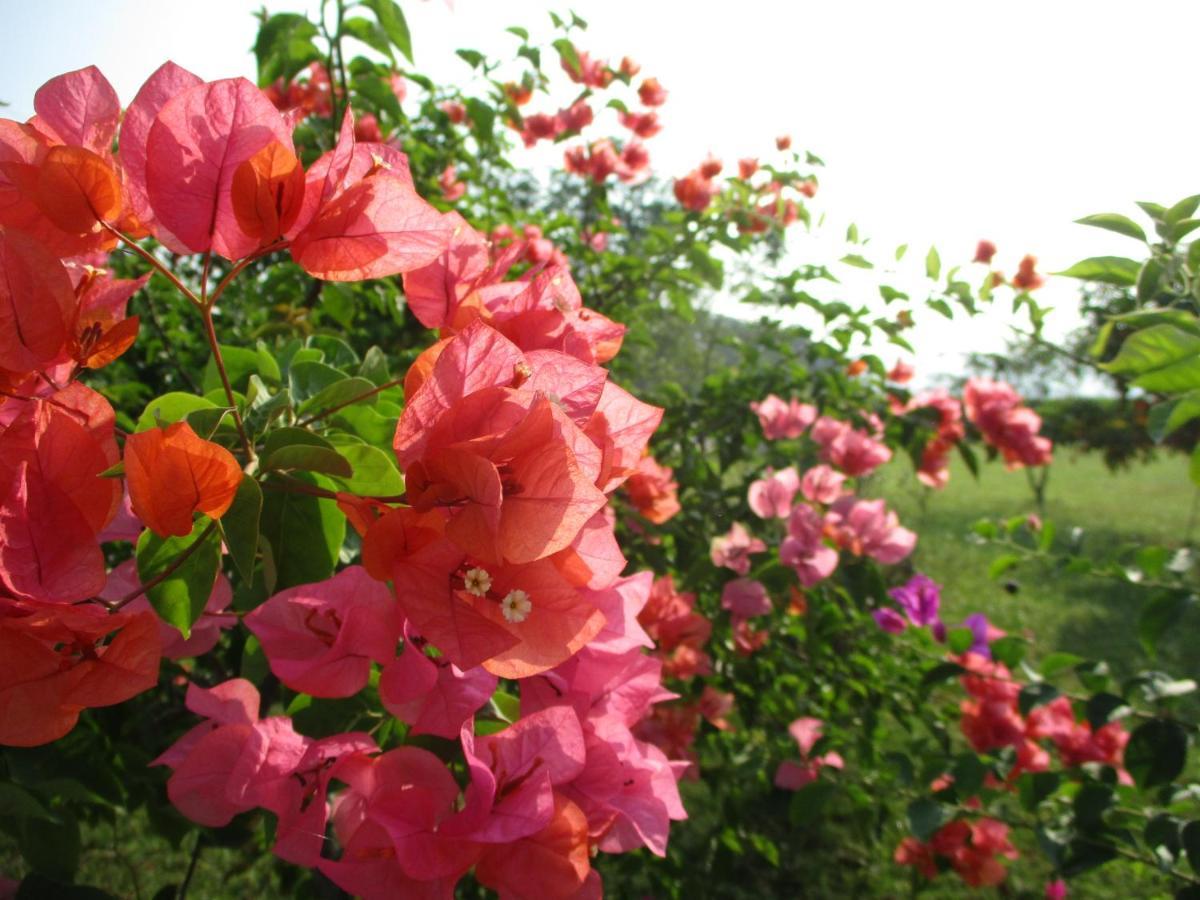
<box><xmin>4</xmin><ymin>1</ymin><xmax>1198</xmax><ymax>387</ymax></box>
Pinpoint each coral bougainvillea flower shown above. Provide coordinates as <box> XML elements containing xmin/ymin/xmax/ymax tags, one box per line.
<box><xmin>124</xmin><ymin>421</ymin><xmax>243</xmax><ymax>537</ymax></box>
<box><xmin>1011</xmin><ymin>254</ymin><xmax>1044</xmax><ymax>291</ymax></box>
<box><xmin>623</xmin><ymin>454</ymin><xmax>681</xmax><ymax>524</ymax></box>
<box><xmin>0</xmin><ymin>384</ymin><xmax>121</xmax><ymax>602</ymax></box>
<box><xmin>244</xmin><ymin>566</ymin><xmax>402</xmax><ymax>697</ymax></box>
<box><xmin>0</xmin><ymin>601</ymin><xmax>160</xmax><ymax>746</ymax></box>
<box><xmin>748</xmin><ymin>467</ymin><xmax>800</xmax><ymax>519</ymax></box>
<box><xmin>973</xmin><ymin>240</ymin><xmax>997</xmax><ymax>264</ymax></box>
<box><xmin>710</xmin><ymin>523</ymin><xmax>767</xmax><ymax>575</ymax></box>
<box><xmin>750</xmin><ymin>394</ymin><xmax>815</xmax><ymax>440</ymax></box>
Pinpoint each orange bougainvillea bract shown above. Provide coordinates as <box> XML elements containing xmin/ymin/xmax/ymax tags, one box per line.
<box><xmin>124</xmin><ymin>421</ymin><xmax>243</xmax><ymax>537</ymax></box>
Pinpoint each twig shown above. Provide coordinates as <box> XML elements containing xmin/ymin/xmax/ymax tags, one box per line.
<box><xmin>201</xmin><ymin>306</ymin><xmax>255</xmax><ymax>459</ymax></box>
<box><xmin>178</xmin><ymin>832</ymin><xmax>203</xmax><ymax>900</ymax></box>
<box><xmin>108</xmin><ymin>520</ymin><xmax>219</xmax><ymax>611</ymax></box>
<box><xmin>294</xmin><ymin>376</ymin><xmax>405</xmax><ymax>427</ymax></box>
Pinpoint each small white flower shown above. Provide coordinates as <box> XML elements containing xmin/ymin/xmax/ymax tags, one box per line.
<box><xmin>501</xmin><ymin>589</ymin><xmax>532</xmax><ymax>624</ymax></box>
<box><xmin>463</xmin><ymin>567</ymin><xmax>492</xmax><ymax>597</ymax></box>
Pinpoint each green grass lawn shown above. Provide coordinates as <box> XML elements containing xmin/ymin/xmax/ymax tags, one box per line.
<box><xmin>875</xmin><ymin>449</ymin><xmax>1200</xmax><ymax>690</ymax></box>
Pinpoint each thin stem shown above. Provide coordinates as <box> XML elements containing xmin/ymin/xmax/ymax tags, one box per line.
<box><xmin>109</xmin><ymin>520</ymin><xmax>219</xmax><ymax>612</ymax></box>
<box><xmin>201</xmin><ymin>306</ymin><xmax>255</xmax><ymax>459</ymax></box>
<box><xmin>262</xmin><ymin>474</ymin><xmax>405</xmax><ymax>504</ymax></box>
<box><xmin>104</xmin><ymin>226</ymin><xmax>202</xmax><ymax>308</ymax></box>
<box><xmin>178</xmin><ymin>832</ymin><xmax>203</xmax><ymax>900</ymax></box>
<box><xmin>295</xmin><ymin>376</ymin><xmax>404</xmax><ymax>427</ymax></box>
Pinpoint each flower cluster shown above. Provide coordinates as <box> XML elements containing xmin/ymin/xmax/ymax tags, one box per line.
<box><xmin>964</xmin><ymin>377</ymin><xmax>1053</xmax><ymax>468</ymax></box>
<box><xmin>896</xmin><ymin>816</ymin><xmax>1019</xmax><ymax>888</ymax></box>
<box><xmin>0</xmin><ymin>60</ymin><xmax>693</xmax><ymax>897</ymax></box>
<box><xmin>957</xmin><ymin>652</ymin><xmax>1129</xmax><ymax>778</ymax></box>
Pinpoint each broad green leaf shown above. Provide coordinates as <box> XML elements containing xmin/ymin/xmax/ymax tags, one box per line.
<box><xmin>1138</xmin><ymin>591</ymin><xmax>1193</xmax><ymax>657</ymax></box>
<box><xmin>202</xmin><ymin>344</ymin><xmax>260</xmax><ymax>394</ymax></box>
<box><xmin>342</xmin><ymin>16</ymin><xmax>394</xmax><ymax>60</ymax></box>
<box><xmin>135</xmin><ymin>518</ymin><xmax>222</xmax><ymax>639</ymax></box>
<box><xmin>254</xmin><ymin>13</ymin><xmax>321</xmax><ymax>84</ymax></box>
<box><xmin>327</xmin><ymin>442</ymin><xmax>404</xmax><ymax>494</ymax></box>
<box><xmin>466</xmin><ymin>97</ymin><xmax>496</xmax><ymax>144</ymax></box>
<box><xmin>840</xmin><ymin>254</ymin><xmax>872</xmax><ymax>269</ymax></box>
<box><xmin>1125</xmin><ymin>719</ymin><xmax>1188</xmax><ymax>788</ymax></box>
<box><xmin>1075</xmin><ymin>213</ymin><xmax>1147</xmax><ymax>242</ymax></box>
<box><xmin>136</xmin><ymin>394</ymin><xmax>217</xmax><ymax>432</ymax></box>
<box><xmin>363</xmin><ymin>0</ymin><xmax>413</xmax><ymax>62</ymax></box>
<box><xmin>551</xmin><ymin>38</ymin><xmax>580</xmax><ymax>74</ymax></box>
<box><xmin>264</xmin><ymin>444</ymin><xmax>354</xmax><ymax>478</ymax></box>
<box><xmin>1056</xmin><ymin>256</ymin><xmax>1140</xmax><ymax>286</ymax></box>
<box><xmin>298</xmin><ymin>376</ymin><xmax>378</xmax><ymax>417</ymax></box>
<box><xmin>289</xmin><ymin>360</ymin><xmax>348</xmax><ymax>404</ymax></box>
<box><xmin>925</xmin><ymin>246</ymin><xmax>940</xmax><ymax>280</ymax></box>
<box><xmin>260</xmin><ymin>474</ymin><xmax>346</xmax><ymax>589</ymax></box>
<box><xmin>906</xmin><ymin>798</ymin><xmax>949</xmax><ymax>842</ymax></box>
<box><xmin>1101</xmin><ymin>323</ymin><xmax>1200</xmax><ymax>391</ymax></box>
<box><xmin>456</xmin><ymin>48</ymin><xmax>485</xmax><ymax>68</ymax></box>
<box><xmin>1085</xmin><ymin>692</ymin><xmax>1130</xmax><ymax>730</ymax></box>
<box><xmin>1166</xmin><ymin>194</ymin><xmax>1200</xmax><ymax>224</ymax></box>
<box><xmin>1040</xmin><ymin>652</ymin><xmax>1085</xmax><ymax>678</ymax></box>
<box><xmin>264</xmin><ymin>427</ymin><xmax>335</xmax><ymax>457</ymax></box>
<box><xmin>1018</xmin><ymin>682</ymin><xmax>1060</xmax><ymax>715</ymax></box>
<box><xmin>221</xmin><ymin>477</ymin><xmax>262</xmax><ymax>582</ymax></box>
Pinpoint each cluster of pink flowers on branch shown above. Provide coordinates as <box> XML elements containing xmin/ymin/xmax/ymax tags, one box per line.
<box><xmin>964</xmin><ymin>377</ymin><xmax>1052</xmax><ymax>469</ymax></box>
<box><xmin>0</xmin><ymin>58</ymin><xmax>698</xmax><ymax>898</ymax></box>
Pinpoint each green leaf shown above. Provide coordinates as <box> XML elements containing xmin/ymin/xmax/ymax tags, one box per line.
<box><xmin>894</xmin><ymin>243</ymin><xmax>908</xmax><ymax>261</ymax></box>
<box><xmin>1182</xmin><ymin>820</ymin><xmax>1200</xmax><ymax>875</ymax></box>
<box><xmin>1075</xmin><ymin>213</ymin><xmax>1147</xmax><ymax>242</ymax></box>
<box><xmin>135</xmin><ymin>519</ymin><xmax>221</xmax><ymax>639</ymax></box>
<box><xmin>946</xmin><ymin>627</ymin><xmax>974</xmax><ymax>654</ymax></box>
<box><xmin>840</xmin><ymin>254</ymin><xmax>873</xmax><ymax>269</ymax></box>
<box><xmin>1085</xmin><ymin>692</ymin><xmax>1130</xmax><ymax>730</ymax></box>
<box><xmin>1138</xmin><ymin>257</ymin><xmax>1165</xmax><ymax>303</ymax></box>
<box><xmin>1101</xmin><ymin>324</ymin><xmax>1200</xmax><ymax>391</ymax></box>
<box><xmin>921</xmin><ymin>661</ymin><xmax>966</xmax><ymax>687</ymax></box>
<box><xmin>490</xmin><ymin>690</ymin><xmax>520</xmax><ymax>723</ymax></box>
<box><xmin>328</xmin><ymin>442</ymin><xmax>403</xmax><ymax>495</ymax></box>
<box><xmin>1040</xmin><ymin>652</ymin><xmax>1085</xmax><ymax>678</ymax></box>
<box><xmin>342</xmin><ymin>16</ymin><xmax>394</xmax><ymax>60</ymax></box>
<box><xmin>551</xmin><ymin>38</ymin><xmax>580</xmax><ymax>75</ymax></box>
<box><xmin>1017</xmin><ymin>771</ymin><xmax>1061</xmax><ymax>812</ymax></box>
<box><xmin>906</xmin><ymin>798</ymin><xmax>950</xmax><ymax>842</ymax></box>
<box><xmin>136</xmin><ymin>393</ymin><xmax>218</xmax><ymax>432</ymax></box>
<box><xmin>991</xmin><ymin>635</ymin><xmax>1027</xmax><ymax>668</ymax></box>
<box><xmin>221</xmin><ymin>478</ymin><xmax>262</xmax><ymax>582</ymax></box>
<box><xmin>254</xmin><ymin>13</ymin><xmax>321</xmax><ymax>84</ymax></box>
<box><xmin>260</xmin><ymin>475</ymin><xmax>346</xmax><ymax>590</ymax></box>
<box><xmin>1056</xmin><ymin>256</ymin><xmax>1141</xmax><ymax>286</ymax></box>
<box><xmin>466</xmin><ymin>97</ymin><xmax>496</xmax><ymax>144</ymax></box>
<box><xmin>1166</xmin><ymin>195</ymin><xmax>1200</xmax><ymax>224</ymax></box>
<box><xmin>0</xmin><ymin>783</ymin><xmax>55</xmax><ymax>821</ymax></box>
<box><xmin>924</xmin><ymin>246</ymin><xmax>940</xmax><ymax>280</ymax></box>
<box><xmin>1191</xmin><ymin>445</ymin><xmax>1200</xmax><ymax>488</ymax></box>
<box><xmin>264</xmin><ymin>444</ymin><xmax>354</xmax><ymax>478</ymax></box>
<box><xmin>988</xmin><ymin>553</ymin><xmax>1021</xmax><ymax>580</ymax></box>
<box><xmin>1138</xmin><ymin>591</ymin><xmax>1194</xmax><ymax>657</ymax></box>
<box><xmin>363</xmin><ymin>0</ymin><xmax>413</xmax><ymax>62</ymax></box>
<box><xmin>506</xmin><ymin>26</ymin><xmax>529</xmax><ymax>40</ymax></box>
<box><xmin>1125</xmin><ymin>719</ymin><xmax>1188</xmax><ymax>788</ymax></box>
<box><xmin>299</xmin><ymin>375</ymin><xmax>378</xmax><ymax>417</ymax></box>
<box><xmin>289</xmin><ymin>360</ymin><xmax>349</xmax><ymax>404</ymax></box>
<box><xmin>1018</xmin><ymin>682</ymin><xmax>1060</xmax><ymax>715</ymax></box>
<box><xmin>456</xmin><ymin>48</ymin><xmax>485</xmax><ymax>68</ymax></box>
<box><xmin>1073</xmin><ymin>782</ymin><xmax>1113</xmax><ymax>830</ymax></box>
<box><xmin>202</xmin><ymin>344</ymin><xmax>260</xmax><ymax>394</ymax></box>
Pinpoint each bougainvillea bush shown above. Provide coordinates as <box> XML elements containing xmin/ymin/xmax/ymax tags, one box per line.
<box><xmin>2</xmin><ymin>3</ymin><xmax>1199</xmax><ymax>899</ymax></box>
